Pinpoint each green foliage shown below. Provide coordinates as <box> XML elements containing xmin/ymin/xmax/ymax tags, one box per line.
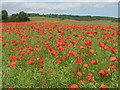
<box><xmin>1</xmin><ymin>10</ymin><xmax>119</xmax><ymax>23</ymax></box>
<box><xmin>27</xmin><ymin>13</ymin><xmax>40</xmax><ymax>17</ymax></box>
<box><xmin>1</xmin><ymin>10</ymin><xmax>8</xmax><ymax>20</ymax></box>
<box><xmin>2</xmin><ymin>22</ymin><xmax>118</xmax><ymax>88</ymax></box>
<box><xmin>17</xmin><ymin>11</ymin><xmax>30</xmax><ymax>22</ymax></box>
<box><xmin>37</xmin><ymin>14</ymin><xmax>118</xmax><ymax>22</ymax></box>
<box><xmin>1</xmin><ymin>10</ymin><xmax>30</xmax><ymax>22</ymax></box>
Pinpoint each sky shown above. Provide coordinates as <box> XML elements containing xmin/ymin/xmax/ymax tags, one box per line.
<box><xmin>1</xmin><ymin>0</ymin><xmax>119</xmax><ymax>17</ymax></box>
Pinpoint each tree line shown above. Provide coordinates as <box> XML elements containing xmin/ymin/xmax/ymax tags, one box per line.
<box><xmin>38</xmin><ymin>14</ymin><xmax>119</xmax><ymax>22</ymax></box>
<box><xmin>27</xmin><ymin>13</ymin><xmax>119</xmax><ymax>22</ymax></box>
<box><xmin>0</xmin><ymin>10</ymin><xmax>119</xmax><ymax>22</ymax></box>
<box><xmin>1</xmin><ymin>10</ymin><xmax>30</xmax><ymax>22</ymax></box>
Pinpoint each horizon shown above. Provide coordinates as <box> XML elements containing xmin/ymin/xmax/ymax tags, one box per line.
<box><xmin>7</xmin><ymin>12</ymin><xmax>118</xmax><ymax>18</ymax></box>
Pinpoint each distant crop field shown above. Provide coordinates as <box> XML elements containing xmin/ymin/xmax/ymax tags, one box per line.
<box><xmin>1</xmin><ymin>19</ymin><xmax>119</xmax><ymax>89</ymax></box>
<box><xmin>29</xmin><ymin>17</ymin><xmax>60</xmax><ymax>21</ymax></box>
<box><xmin>29</xmin><ymin>17</ymin><xmax>118</xmax><ymax>26</ymax></box>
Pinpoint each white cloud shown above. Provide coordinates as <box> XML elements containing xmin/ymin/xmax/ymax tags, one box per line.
<box><xmin>2</xmin><ymin>2</ymin><xmax>117</xmax><ymax>17</ymax></box>
<box><xmin>59</xmin><ymin>0</ymin><xmax>119</xmax><ymax>2</ymax></box>
<box><xmin>2</xmin><ymin>0</ymin><xmax>119</xmax><ymax>2</ymax></box>
<box><xmin>3</xmin><ymin>0</ymin><xmax>26</xmax><ymax>2</ymax></box>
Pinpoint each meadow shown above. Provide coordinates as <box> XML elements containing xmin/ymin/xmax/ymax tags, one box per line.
<box><xmin>1</xmin><ymin>17</ymin><xmax>119</xmax><ymax>89</ymax></box>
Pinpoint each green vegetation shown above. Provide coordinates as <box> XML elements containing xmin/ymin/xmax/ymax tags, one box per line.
<box><xmin>29</xmin><ymin>17</ymin><xmax>118</xmax><ymax>27</ymax></box>
<box><xmin>2</xmin><ymin>21</ymin><xmax>118</xmax><ymax>88</ymax></box>
<box><xmin>1</xmin><ymin>10</ymin><xmax>30</xmax><ymax>22</ymax></box>
<box><xmin>1</xmin><ymin>10</ymin><xmax>119</xmax><ymax>89</ymax></box>
<box><xmin>1</xmin><ymin>10</ymin><xmax>8</xmax><ymax>22</ymax></box>
<box><xmin>1</xmin><ymin>10</ymin><xmax>119</xmax><ymax>23</ymax></box>
<box><xmin>27</xmin><ymin>13</ymin><xmax>118</xmax><ymax>22</ymax></box>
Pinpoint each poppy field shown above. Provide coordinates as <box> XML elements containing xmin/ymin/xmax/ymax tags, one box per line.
<box><xmin>1</xmin><ymin>21</ymin><xmax>119</xmax><ymax>89</ymax></box>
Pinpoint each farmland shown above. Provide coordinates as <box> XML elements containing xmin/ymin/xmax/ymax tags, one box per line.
<box><xmin>1</xmin><ymin>18</ymin><xmax>119</xmax><ymax>89</ymax></box>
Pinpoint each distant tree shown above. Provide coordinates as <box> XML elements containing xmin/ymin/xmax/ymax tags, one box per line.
<box><xmin>17</xmin><ymin>11</ymin><xmax>30</xmax><ymax>22</ymax></box>
<box><xmin>11</xmin><ymin>13</ymin><xmax>19</xmax><ymax>18</ymax></box>
<box><xmin>1</xmin><ymin>10</ymin><xmax>8</xmax><ymax>20</ymax></box>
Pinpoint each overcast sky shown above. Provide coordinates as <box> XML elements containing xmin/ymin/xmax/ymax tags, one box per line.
<box><xmin>1</xmin><ymin>0</ymin><xmax>119</xmax><ymax>17</ymax></box>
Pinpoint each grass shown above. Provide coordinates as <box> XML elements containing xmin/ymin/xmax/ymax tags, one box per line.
<box><xmin>2</xmin><ymin>18</ymin><xmax>119</xmax><ymax>89</ymax></box>
<box><xmin>29</xmin><ymin>17</ymin><xmax>118</xmax><ymax>26</ymax></box>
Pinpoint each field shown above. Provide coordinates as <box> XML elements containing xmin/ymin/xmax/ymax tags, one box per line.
<box><xmin>1</xmin><ymin>17</ymin><xmax>119</xmax><ymax>89</ymax></box>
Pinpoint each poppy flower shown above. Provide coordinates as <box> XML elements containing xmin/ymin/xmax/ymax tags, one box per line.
<box><xmin>69</xmin><ymin>51</ymin><xmax>78</xmax><ymax>57</ymax></box>
<box><xmin>69</xmin><ymin>84</ymin><xmax>79</xmax><ymax>89</ymax></box>
<box><xmin>17</xmin><ymin>47</ymin><xmax>24</xmax><ymax>50</ymax></box>
<box><xmin>75</xmin><ymin>40</ymin><xmax>80</xmax><ymax>43</ymax></box>
<box><xmin>83</xmin><ymin>64</ymin><xmax>89</xmax><ymax>68</ymax></box>
<box><xmin>87</xmin><ymin>73</ymin><xmax>92</xmax><ymax>76</ymax></box>
<box><xmin>10</xmin><ymin>61</ymin><xmax>17</xmax><ymax>67</ymax></box>
<box><xmin>13</xmin><ymin>42</ymin><xmax>18</xmax><ymax>46</ymax></box>
<box><xmin>39</xmin><ymin>65</ymin><xmax>44</xmax><ymax>68</ymax></box>
<box><xmin>90</xmin><ymin>49</ymin><xmax>95</xmax><ymax>53</ymax></box>
<box><xmin>110</xmin><ymin>48</ymin><xmax>116</xmax><ymax>54</ymax></box>
<box><xmin>56</xmin><ymin>61</ymin><xmax>61</xmax><ymax>64</ymax></box>
<box><xmin>73</xmin><ymin>33</ymin><xmax>79</xmax><ymax>37</ymax></box>
<box><xmin>99</xmin><ymin>43</ymin><xmax>106</xmax><ymax>47</ymax></box>
<box><xmin>76</xmin><ymin>72</ymin><xmax>83</xmax><ymax>77</ymax></box>
<box><xmin>103</xmin><ymin>46</ymin><xmax>109</xmax><ymax>50</ymax></box>
<box><xmin>96</xmin><ymin>37</ymin><xmax>100</xmax><ymax>39</ymax></box>
<box><xmin>85</xmin><ymin>54</ymin><xmax>89</xmax><ymax>57</ymax></box>
<box><xmin>51</xmin><ymin>51</ymin><xmax>58</xmax><ymax>56</ymax></box>
<box><xmin>2</xmin><ymin>43</ymin><xmax>6</xmax><ymax>47</ymax></box>
<box><xmin>76</xmin><ymin>58</ymin><xmax>84</xmax><ymax>64</ymax></box>
<box><xmin>28</xmin><ymin>61</ymin><xmax>34</xmax><ymax>65</ymax></box>
<box><xmin>90</xmin><ymin>61</ymin><xmax>98</xmax><ymax>65</ymax></box>
<box><xmin>76</xmin><ymin>67</ymin><xmax>81</xmax><ymax>70</ymax></box>
<box><xmin>80</xmin><ymin>46</ymin><xmax>86</xmax><ymax>49</ymax></box>
<box><xmin>40</xmin><ymin>59</ymin><xmax>44</xmax><ymax>63</ymax></box>
<box><xmin>98</xmin><ymin>70</ymin><xmax>104</xmax><ymax>74</ymax></box>
<box><xmin>10</xmin><ymin>49</ymin><xmax>15</xmax><ymax>52</ymax></box>
<box><xmin>98</xmin><ymin>69</ymin><xmax>110</xmax><ymax>77</ymax></box>
<box><xmin>20</xmin><ymin>39</ymin><xmax>25</xmax><ymax>44</ymax></box>
<box><xmin>55</xmin><ymin>56</ymin><xmax>59</xmax><ymax>59</ymax></box>
<box><xmin>39</xmin><ymin>68</ymin><xmax>44</xmax><ymax>72</ymax></box>
<box><xmin>8</xmin><ymin>87</ymin><xmax>14</xmax><ymax>90</ymax></box>
<box><xmin>101</xmin><ymin>85</ymin><xmax>108</xmax><ymax>88</ymax></box>
<box><xmin>36</xmin><ymin>48</ymin><xmax>40</xmax><ymax>51</ymax></box>
<box><xmin>110</xmin><ymin>57</ymin><xmax>117</xmax><ymax>62</ymax></box>
<box><xmin>88</xmin><ymin>76</ymin><xmax>94</xmax><ymax>82</ymax></box>
<box><xmin>62</xmin><ymin>56</ymin><xmax>67</xmax><ymax>60</ymax></box>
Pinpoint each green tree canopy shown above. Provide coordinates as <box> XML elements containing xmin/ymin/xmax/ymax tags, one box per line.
<box><xmin>17</xmin><ymin>11</ymin><xmax>30</xmax><ymax>22</ymax></box>
<box><xmin>1</xmin><ymin>10</ymin><xmax>8</xmax><ymax>20</ymax></box>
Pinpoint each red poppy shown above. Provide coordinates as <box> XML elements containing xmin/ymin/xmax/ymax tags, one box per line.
<box><xmin>99</xmin><ymin>43</ymin><xmax>106</xmax><ymax>47</ymax></box>
<box><xmin>69</xmin><ymin>84</ymin><xmax>79</xmax><ymax>89</ymax></box>
<box><xmin>73</xmin><ymin>33</ymin><xmax>79</xmax><ymax>37</ymax></box>
<box><xmin>40</xmin><ymin>59</ymin><xmax>44</xmax><ymax>63</ymax></box>
<box><xmin>90</xmin><ymin>49</ymin><xmax>95</xmax><ymax>53</ymax></box>
<box><xmin>76</xmin><ymin>67</ymin><xmax>81</xmax><ymax>70</ymax></box>
<box><xmin>109</xmin><ymin>57</ymin><xmax>117</xmax><ymax>62</ymax></box>
<box><xmin>83</xmin><ymin>64</ymin><xmax>89</xmax><ymax>68</ymax></box>
<box><xmin>90</xmin><ymin>61</ymin><xmax>98</xmax><ymax>65</ymax></box>
<box><xmin>8</xmin><ymin>87</ymin><xmax>14</xmax><ymax>90</ymax></box>
<box><xmin>85</xmin><ymin>54</ymin><xmax>89</xmax><ymax>57</ymax></box>
<box><xmin>56</xmin><ymin>61</ymin><xmax>61</xmax><ymax>64</ymax></box>
<box><xmin>76</xmin><ymin>72</ymin><xmax>83</xmax><ymax>77</ymax></box>
<box><xmin>28</xmin><ymin>61</ymin><xmax>34</xmax><ymax>65</ymax></box>
<box><xmin>101</xmin><ymin>85</ymin><xmax>108</xmax><ymax>88</ymax></box>
<box><xmin>39</xmin><ymin>68</ymin><xmax>44</xmax><ymax>72</ymax></box>
<box><xmin>69</xmin><ymin>51</ymin><xmax>78</xmax><ymax>57</ymax></box>
<box><xmin>62</xmin><ymin>56</ymin><xmax>67</xmax><ymax>60</ymax></box>
<box><xmin>76</xmin><ymin>58</ymin><xmax>84</xmax><ymax>64</ymax></box>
